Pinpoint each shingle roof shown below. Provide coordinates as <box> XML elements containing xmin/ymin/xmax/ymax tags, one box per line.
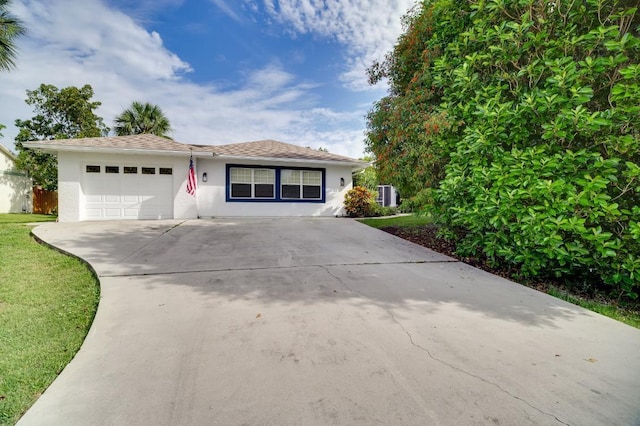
<box><xmin>193</xmin><ymin>139</ymin><xmax>365</xmax><ymax>164</ymax></box>
<box><xmin>26</xmin><ymin>134</ymin><xmax>196</xmax><ymax>152</ymax></box>
<box><xmin>24</xmin><ymin>135</ymin><xmax>367</xmax><ymax>165</ymax></box>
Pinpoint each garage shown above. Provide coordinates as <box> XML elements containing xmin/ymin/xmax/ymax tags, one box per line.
<box><xmin>82</xmin><ymin>163</ymin><xmax>174</xmax><ymax>220</ymax></box>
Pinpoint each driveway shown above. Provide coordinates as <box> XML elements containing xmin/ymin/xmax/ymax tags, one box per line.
<box><xmin>20</xmin><ymin>218</ymin><xmax>640</xmax><ymax>425</ymax></box>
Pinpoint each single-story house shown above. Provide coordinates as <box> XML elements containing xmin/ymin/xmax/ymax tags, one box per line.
<box><xmin>0</xmin><ymin>144</ymin><xmax>32</xmax><ymax>213</ymax></box>
<box><xmin>24</xmin><ymin>135</ymin><xmax>367</xmax><ymax>222</ymax></box>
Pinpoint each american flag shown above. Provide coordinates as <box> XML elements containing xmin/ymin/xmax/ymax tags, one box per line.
<box><xmin>186</xmin><ymin>155</ymin><xmax>196</xmax><ymax>195</ymax></box>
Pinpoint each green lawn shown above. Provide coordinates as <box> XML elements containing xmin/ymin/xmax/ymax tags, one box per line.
<box><xmin>359</xmin><ymin>214</ymin><xmax>640</xmax><ymax>329</ymax></box>
<box><xmin>358</xmin><ymin>214</ymin><xmax>433</xmax><ymax>229</ymax></box>
<box><xmin>0</xmin><ymin>214</ymin><xmax>99</xmax><ymax>425</ymax></box>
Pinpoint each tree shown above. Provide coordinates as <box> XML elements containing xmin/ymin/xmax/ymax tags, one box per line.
<box><xmin>365</xmin><ymin>2</ymin><xmax>464</xmax><ymax>197</ymax></box>
<box><xmin>0</xmin><ymin>0</ymin><xmax>26</xmax><ymax>71</ymax></box>
<box><xmin>113</xmin><ymin>101</ymin><xmax>172</xmax><ymax>138</ymax></box>
<box><xmin>14</xmin><ymin>84</ymin><xmax>109</xmax><ymax>190</ymax></box>
<box><xmin>367</xmin><ymin>0</ymin><xmax>640</xmax><ymax>298</ymax></box>
<box><xmin>353</xmin><ymin>156</ymin><xmax>379</xmax><ymax>192</ymax></box>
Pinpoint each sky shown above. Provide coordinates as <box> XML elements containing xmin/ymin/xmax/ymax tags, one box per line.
<box><xmin>0</xmin><ymin>0</ymin><xmax>418</xmax><ymax>159</ymax></box>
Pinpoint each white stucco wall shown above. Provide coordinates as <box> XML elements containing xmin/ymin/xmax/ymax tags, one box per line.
<box><xmin>56</xmin><ymin>151</ymin><xmax>356</xmax><ymax>221</ymax></box>
<box><xmin>57</xmin><ymin>153</ymin><xmax>81</xmax><ymax>222</ymax></box>
<box><xmin>0</xmin><ymin>148</ymin><xmax>32</xmax><ymax>213</ymax></box>
<box><xmin>195</xmin><ymin>158</ymin><xmax>353</xmax><ymax>217</ymax></box>
<box><xmin>57</xmin><ymin>151</ymin><xmax>199</xmax><ymax>222</ymax></box>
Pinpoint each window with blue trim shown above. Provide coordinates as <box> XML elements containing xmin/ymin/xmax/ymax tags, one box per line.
<box><xmin>226</xmin><ymin>165</ymin><xmax>325</xmax><ymax>203</ymax></box>
<box><xmin>230</xmin><ymin>167</ymin><xmax>275</xmax><ymax>199</ymax></box>
<box><xmin>281</xmin><ymin>169</ymin><xmax>322</xmax><ymax>200</ymax></box>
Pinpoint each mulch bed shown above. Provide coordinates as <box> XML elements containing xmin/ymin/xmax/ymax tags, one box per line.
<box><xmin>378</xmin><ymin>224</ymin><xmax>640</xmax><ymax>316</ymax></box>
<box><xmin>380</xmin><ymin>225</ymin><xmax>555</xmax><ymax>290</ymax></box>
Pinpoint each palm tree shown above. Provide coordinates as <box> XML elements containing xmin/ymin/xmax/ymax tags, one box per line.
<box><xmin>0</xmin><ymin>0</ymin><xmax>26</xmax><ymax>71</ymax></box>
<box><xmin>114</xmin><ymin>101</ymin><xmax>172</xmax><ymax>138</ymax></box>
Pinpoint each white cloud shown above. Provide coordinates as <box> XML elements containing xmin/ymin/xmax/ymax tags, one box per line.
<box><xmin>0</xmin><ymin>0</ymin><xmax>373</xmax><ymax>159</ymax></box>
<box><xmin>253</xmin><ymin>0</ymin><xmax>417</xmax><ymax>90</ymax></box>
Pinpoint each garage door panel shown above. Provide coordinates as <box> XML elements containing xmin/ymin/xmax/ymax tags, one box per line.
<box><xmin>85</xmin><ymin>208</ymin><xmax>102</xmax><ymax>219</ymax></box>
<box><xmin>123</xmin><ymin>208</ymin><xmax>141</xmax><ymax>218</ymax></box>
<box><xmin>104</xmin><ymin>208</ymin><xmax>122</xmax><ymax>218</ymax></box>
<box><xmin>83</xmin><ymin>165</ymin><xmax>173</xmax><ymax>220</ymax></box>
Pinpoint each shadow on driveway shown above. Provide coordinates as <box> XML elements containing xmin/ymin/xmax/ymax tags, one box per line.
<box><xmin>20</xmin><ymin>218</ymin><xmax>640</xmax><ymax>426</ymax></box>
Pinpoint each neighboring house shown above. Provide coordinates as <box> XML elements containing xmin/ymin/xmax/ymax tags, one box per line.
<box><xmin>23</xmin><ymin>135</ymin><xmax>367</xmax><ymax>222</ymax></box>
<box><xmin>0</xmin><ymin>144</ymin><xmax>32</xmax><ymax>213</ymax></box>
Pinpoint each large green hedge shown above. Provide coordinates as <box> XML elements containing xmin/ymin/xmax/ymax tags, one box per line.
<box><xmin>366</xmin><ymin>0</ymin><xmax>640</xmax><ymax>298</ymax></box>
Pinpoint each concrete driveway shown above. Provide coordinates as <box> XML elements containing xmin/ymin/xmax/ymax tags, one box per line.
<box><xmin>19</xmin><ymin>218</ymin><xmax>640</xmax><ymax>425</ymax></box>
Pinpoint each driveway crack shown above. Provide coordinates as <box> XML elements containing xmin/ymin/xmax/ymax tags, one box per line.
<box><xmin>99</xmin><ymin>260</ymin><xmax>458</xmax><ymax>278</ymax></box>
<box><xmin>320</xmin><ymin>265</ymin><xmax>570</xmax><ymax>426</ymax></box>
<box><xmin>115</xmin><ymin>220</ymin><xmax>187</xmax><ymax>264</ymax></box>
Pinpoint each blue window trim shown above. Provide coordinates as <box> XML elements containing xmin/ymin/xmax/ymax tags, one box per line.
<box><xmin>226</xmin><ymin>164</ymin><xmax>326</xmax><ymax>203</ymax></box>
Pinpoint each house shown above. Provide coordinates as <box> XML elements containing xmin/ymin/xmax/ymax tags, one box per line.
<box><xmin>0</xmin><ymin>144</ymin><xmax>32</xmax><ymax>213</ymax></box>
<box><xmin>23</xmin><ymin>135</ymin><xmax>367</xmax><ymax>222</ymax></box>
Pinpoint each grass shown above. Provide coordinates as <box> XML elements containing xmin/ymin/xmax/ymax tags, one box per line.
<box><xmin>547</xmin><ymin>287</ymin><xmax>640</xmax><ymax>328</ymax></box>
<box><xmin>358</xmin><ymin>214</ymin><xmax>433</xmax><ymax>229</ymax></box>
<box><xmin>0</xmin><ymin>214</ymin><xmax>99</xmax><ymax>425</ymax></box>
<box><xmin>0</xmin><ymin>214</ymin><xmax>58</xmax><ymax>224</ymax></box>
<box><xmin>360</xmin><ymin>214</ymin><xmax>640</xmax><ymax>329</ymax></box>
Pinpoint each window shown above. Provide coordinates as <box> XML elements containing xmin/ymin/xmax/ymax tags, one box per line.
<box><xmin>281</xmin><ymin>170</ymin><xmax>301</xmax><ymax>199</ymax></box>
<box><xmin>230</xmin><ymin>167</ymin><xmax>275</xmax><ymax>199</ymax></box>
<box><xmin>226</xmin><ymin>165</ymin><xmax>325</xmax><ymax>203</ymax></box>
<box><xmin>141</xmin><ymin>167</ymin><xmax>155</xmax><ymax>175</ymax></box>
<box><xmin>124</xmin><ymin>166</ymin><xmax>137</xmax><ymax>174</ymax></box>
<box><xmin>159</xmin><ymin>167</ymin><xmax>173</xmax><ymax>175</ymax></box>
<box><xmin>86</xmin><ymin>165</ymin><xmax>100</xmax><ymax>173</ymax></box>
<box><xmin>105</xmin><ymin>166</ymin><xmax>119</xmax><ymax>174</ymax></box>
<box><xmin>281</xmin><ymin>169</ymin><xmax>322</xmax><ymax>200</ymax></box>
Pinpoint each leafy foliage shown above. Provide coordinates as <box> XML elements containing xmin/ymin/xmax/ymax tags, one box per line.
<box><xmin>398</xmin><ymin>188</ymin><xmax>433</xmax><ymax>213</ymax></box>
<box><xmin>14</xmin><ymin>84</ymin><xmax>108</xmax><ymax>190</ymax></box>
<box><xmin>353</xmin><ymin>157</ymin><xmax>379</xmax><ymax>193</ymax></box>
<box><xmin>344</xmin><ymin>186</ymin><xmax>377</xmax><ymax>217</ymax></box>
<box><xmin>366</xmin><ymin>1</ymin><xmax>469</xmax><ymax>197</ymax></box>
<box><xmin>114</xmin><ymin>101</ymin><xmax>172</xmax><ymax>138</ymax></box>
<box><xmin>367</xmin><ymin>0</ymin><xmax>640</xmax><ymax>299</ymax></box>
<box><xmin>0</xmin><ymin>0</ymin><xmax>26</xmax><ymax>72</ymax></box>
<box><xmin>353</xmin><ymin>166</ymin><xmax>379</xmax><ymax>192</ymax></box>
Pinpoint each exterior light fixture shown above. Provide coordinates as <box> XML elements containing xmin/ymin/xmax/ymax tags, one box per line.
<box><xmin>340</xmin><ymin>177</ymin><xmax>345</xmax><ymax>187</ymax></box>
<box><xmin>202</xmin><ymin>172</ymin><xmax>208</xmax><ymax>182</ymax></box>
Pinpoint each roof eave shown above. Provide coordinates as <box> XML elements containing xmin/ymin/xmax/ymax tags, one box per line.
<box><xmin>22</xmin><ymin>142</ymin><xmax>214</xmax><ymax>157</ymax></box>
<box><xmin>212</xmin><ymin>154</ymin><xmax>367</xmax><ymax>168</ymax></box>
<box><xmin>0</xmin><ymin>143</ymin><xmax>17</xmax><ymax>160</ymax></box>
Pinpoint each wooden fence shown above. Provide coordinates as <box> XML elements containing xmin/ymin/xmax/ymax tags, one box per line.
<box><xmin>32</xmin><ymin>187</ymin><xmax>57</xmax><ymax>215</ymax></box>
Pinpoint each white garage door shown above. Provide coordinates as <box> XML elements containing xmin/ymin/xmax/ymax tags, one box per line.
<box><xmin>83</xmin><ymin>164</ymin><xmax>173</xmax><ymax>220</ymax></box>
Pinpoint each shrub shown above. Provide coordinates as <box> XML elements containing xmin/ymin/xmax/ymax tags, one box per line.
<box><xmin>367</xmin><ymin>0</ymin><xmax>640</xmax><ymax>300</ymax></box>
<box><xmin>370</xmin><ymin>204</ymin><xmax>398</xmax><ymax>217</ymax></box>
<box><xmin>344</xmin><ymin>186</ymin><xmax>377</xmax><ymax>217</ymax></box>
<box><xmin>399</xmin><ymin>188</ymin><xmax>433</xmax><ymax>213</ymax></box>
<box><xmin>437</xmin><ymin>148</ymin><xmax>640</xmax><ymax>298</ymax></box>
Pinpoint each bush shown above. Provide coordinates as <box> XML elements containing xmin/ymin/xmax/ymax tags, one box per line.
<box><xmin>344</xmin><ymin>186</ymin><xmax>377</xmax><ymax>217</ymax></box>
<box><xmin>437</xmin><ymin>147</ymin><xmax>640</xmax><ymax>298</ymax></box>
<box><xmin>370</xmin><ymin>204</ymin><xmax>398</xmax><ymax>217</ymax></box>
<box><xmin>367</xmin><ymin>0</ymin><xmax>640</xmax><ymax>300</ymax></box>
<box><xmin>399</xmin><ymin>188</ymin><xmax>433</xmax><ymax>213</ymax></box>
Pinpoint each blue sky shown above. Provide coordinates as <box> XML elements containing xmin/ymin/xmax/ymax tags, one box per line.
<box><xmin>0</xmin><ymin>0</ymin><xmax>417</xmax><ymax>158</ymax></box>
